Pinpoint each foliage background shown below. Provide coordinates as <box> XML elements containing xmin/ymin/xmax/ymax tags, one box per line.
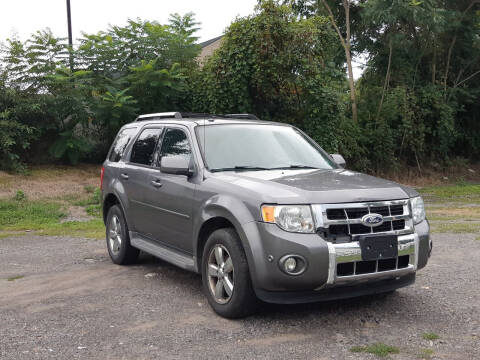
<box><xmin>0</xmin><ymin>0</ymin><xmax>479</xmax><ymax>174</ymax></box>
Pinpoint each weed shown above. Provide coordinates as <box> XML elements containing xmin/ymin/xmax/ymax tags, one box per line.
<box><xmin>84</xmin><ymin>184</ymin><xmax>95</xmax><ymax>193</ymax></box>
<box><xmin>455</xmin><ymin>176</ymin><xmax>468</xmax><ymax>187</ymax></box>
<box><xmin>86</xmin><ymin>204</ymin><xmax>101</xmax><ymax>217</ymax></box>
<box><xmin>7</xmin><ymin>275</ymin><xmax>24</xmax><ymax>281</ymax></box>
<box><xmin>350</xmin><ymin>343</ymin><xmax>400</xmax><ymax>357</ymax></box>
<box><xmin>13</xmin><ymin>189</ymin><xmax>26</xmax><ymax>201</ymax></box>
<box><xmin>422</xmin><ymin>332</ymin><xmax>440</xmax><ymax>340</ymax></box>
<box><xmin>419</xmin><ymin>348</ymin><xmax>434</xmax><ymax>359</ymax></box>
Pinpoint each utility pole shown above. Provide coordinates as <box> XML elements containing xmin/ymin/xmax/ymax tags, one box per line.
<box><xmin>66</xmin><ymin>0</ymin><xmax>74</xmax><ymax>72</ymax></box>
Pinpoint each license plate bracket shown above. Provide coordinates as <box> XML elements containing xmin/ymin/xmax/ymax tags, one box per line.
<box><xmin>359</xmin><ymin>235</ymin><xmax>398</xmax><ymax>261</ymax></box>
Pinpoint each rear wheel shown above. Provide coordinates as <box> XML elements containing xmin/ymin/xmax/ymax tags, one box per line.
<box><xmin>202</xmin><ymin>228</ymin><xmax>258</xmax><ymax>318</ymax></box>
<box><xmin>106</xmin><ymin>205</ymin><xmax>139</xmax><ymax>265</ymax></box>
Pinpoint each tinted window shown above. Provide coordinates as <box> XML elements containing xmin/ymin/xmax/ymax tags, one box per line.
<box><xmin>109</xmin><ymin>127</ymin><xmax>137</xmax><ymax>162</ymax></box>
<box><xmin>130</xmin><ymin>128</ymin><xmax>162</xmax><ymax>165</ymax></box>
<box><xmin>160</xmin><ymin>129</ymin><xmax>191</xmax><ymax>162</ymax></box>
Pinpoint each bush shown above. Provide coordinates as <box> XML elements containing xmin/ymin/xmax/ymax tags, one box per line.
<box><xmin>0</xmin><ymin>116</ymin><xmax>36</xmax><ymax>171</ymax></box>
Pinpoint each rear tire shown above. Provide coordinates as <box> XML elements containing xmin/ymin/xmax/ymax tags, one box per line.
<box><xmin>202</xmin><ymin>228</ymin><xmax>258</xmax><ymax>318</ymax></box>
<box><xmin>106</xmin><ymin>205</ymin><xmax>139</xmax><ymax>265</ymax></box>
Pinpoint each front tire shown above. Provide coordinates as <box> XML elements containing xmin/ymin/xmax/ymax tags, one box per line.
<box><xmin>202</xmin><ymin>228</ymin><xmax>258</xmax><ymax>318</ymax></box>
<box><xmin>106</xmin><ymin>205</ymin><xmax>139</xmax><ymax>265</ymax></box>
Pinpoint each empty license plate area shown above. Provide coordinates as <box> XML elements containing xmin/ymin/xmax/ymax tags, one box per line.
<box><xmin>359</xmin><ymin>235</ymin><xmax>398</xmax><ymax>261</ymax></box>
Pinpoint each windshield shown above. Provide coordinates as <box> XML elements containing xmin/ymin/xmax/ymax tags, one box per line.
<box><xmin>195</xmin><ymin>124</ymin><xmax>337</xmax><ymax>172</ymax></box>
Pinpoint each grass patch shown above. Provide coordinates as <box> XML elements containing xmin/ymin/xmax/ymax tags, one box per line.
<box><xmin>429</xmin><ymin>222</ymin><xmax>480</xmax><ymax>234</ymax></box>
<box><xmin>419</xmin><ymin>184</ymin><xmax>480</xmax><ymax>203</ymax></box>
<box><xmin>0</xmin><ymin>198</ymin><xmax>104</xmax><ymax>240</ymax></box>
<box><xmin>419</xmin><ymin>348</ymin><xmax>434</xmax><ymax>359</ymax></box>
<box><xmin>0</xmin><ymin>200</ymin><xmax>65</xmax><ymax>230</ymax></box>
<box><xmin>38</xmin><ymin>219</ymin><xmax>105</xmax><ymax>239</ymax></box>
<box><xmin>422</xmin><ymin>332</ymin><xmax>440</xmax><ymax>340</ymax></box>
<box><xmin>7</xmin><ymin>275</ymin><xmax>24</xmax><ymax>281</ymax></box>
<box><xmin>350</xmin><ymin>343</ymin><xmax>400</xmax><ymax>357</ymax></box>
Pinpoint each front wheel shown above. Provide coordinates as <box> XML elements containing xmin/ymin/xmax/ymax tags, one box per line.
<box><xmin>202</xmin><ymin>228</ymin><xmax>258</xmax><ymax>318</ymax></box>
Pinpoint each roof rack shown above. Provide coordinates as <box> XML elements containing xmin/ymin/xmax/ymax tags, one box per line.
<box><xmin>135</xmin><ymin>112</ymin><xmax>259</xmax><ymax>121</ymax></box>
<box><xmin>223</xmin><ymin>113</ymin><xmax>259</xmax><ymax>120</ymax></box>
<box><xmin>135</xmin><ymin>112</ymin><xmax>183</xmax><ymax>121</ymax></box>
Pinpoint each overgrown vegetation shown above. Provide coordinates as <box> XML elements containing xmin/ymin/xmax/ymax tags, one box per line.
<box><xmin>0</xmin><ymin>0</ymin><xmax>479</xmax><ymax>173</ymax></box>
<box><xmin>422</xmin><ymin>332</ymin><xmax>440</xmax><ymax>341</ymax></box>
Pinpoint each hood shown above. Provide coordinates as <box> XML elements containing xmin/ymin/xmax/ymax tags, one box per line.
<box><xmin>210</xmin><ymin>169</ymin><xmax>417</xmax><ymax>204</ymax></box>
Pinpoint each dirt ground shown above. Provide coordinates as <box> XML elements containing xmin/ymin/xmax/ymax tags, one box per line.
<box><xmin>1</xmin><ymin>231</ymin><xmax>479</xmax><ymax>360</ymax></box>
<box><xmin>0</xmin><ymin>165</ymin><xmax>99</xmax><ymax>200</ymax></box>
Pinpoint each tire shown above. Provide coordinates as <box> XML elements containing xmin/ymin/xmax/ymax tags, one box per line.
<box><xmin>201</xmin><ymin>228</ymin><xmax>258</xmax><ymax>318</ymax></box>
<box><xmin>106</xmin><ymin>205</ymin><xmax>139</xmax><ymax>265</ymax></box>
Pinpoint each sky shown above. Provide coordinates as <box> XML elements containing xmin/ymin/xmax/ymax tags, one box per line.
<box><xmin>0</xmin><ymin>0</ymin><xmax>258</xmax><ymax>43</ymax></box>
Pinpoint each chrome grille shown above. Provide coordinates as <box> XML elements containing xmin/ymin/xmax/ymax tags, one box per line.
<box><xmin>312</xmin><ymin>200</ymin><xmax>413</xmax><ymax>241</ymax></box>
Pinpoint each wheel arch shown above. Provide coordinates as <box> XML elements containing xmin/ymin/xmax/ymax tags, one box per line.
<box><xmin>193</xmin><ymin>197</ymin><xmax>259</xmax><ymax>286</ymax></box>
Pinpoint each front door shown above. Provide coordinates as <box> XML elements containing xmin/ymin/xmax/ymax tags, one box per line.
<box><xmin>121</xmin><ymin>126</ymin><xmax>164</xmax><ymax>236</ymax></box>
<box><xmin>145</xmin><ymin>127</ymin><xmax>196</xmax><ymax>254</ymax></box>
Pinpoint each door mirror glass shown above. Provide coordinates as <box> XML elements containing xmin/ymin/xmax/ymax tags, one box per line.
<box><xmin>330</xmin><ymin>154</ymin><xmax>346</xmax><ymax>168</ymax></box>
<box><xmin>160</xmin><ymin>156</ymin><xmax>193</xmax><ymax>176</ymax></box>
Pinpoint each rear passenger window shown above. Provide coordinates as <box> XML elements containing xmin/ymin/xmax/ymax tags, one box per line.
<box><xmin>160</xmin><ymin>129</ymin><xmax>191</xmax><ymax>162</ymax></box>
<box><xmin>109</xmin><ymin>127</ymin><xmax>137</xmax><ymax>162</ymax></box>
<box><xmin>130</xmin><ymin>128</ymin><xmax>162</xmax><ymax>166</ymax></box>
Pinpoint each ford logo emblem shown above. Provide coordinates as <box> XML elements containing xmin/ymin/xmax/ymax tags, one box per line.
<box><xmin>361</xmin><ymin>213</ymin><xmax>384</xmax><ymax>227</ymax></box>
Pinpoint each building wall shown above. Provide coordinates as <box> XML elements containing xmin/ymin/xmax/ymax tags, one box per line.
<box><xmin>197</xmin><ymin>38</ymin><xmax>223</xmax><ymax>65</ymax></box>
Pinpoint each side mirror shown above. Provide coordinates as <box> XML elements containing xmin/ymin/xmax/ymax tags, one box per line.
<box><xmin>330</xmin><ymin>154</ymin><xmax>346</xmax><ymax>168</ymax></box>
<box><xmin>160</xmin><ymin>156</ymin><xmax>194</xmax><ymax>177</ymax></box>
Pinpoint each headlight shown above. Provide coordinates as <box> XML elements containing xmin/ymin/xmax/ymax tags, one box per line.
<box><xmin>261</xmin><ymin>205</ymin><xmax>315</xmax><ymax>233</ymax></box>
<box><xmin>411</xmin><ymin>196</ymin><xmax>426</xmax><ymax>224</ymax></box>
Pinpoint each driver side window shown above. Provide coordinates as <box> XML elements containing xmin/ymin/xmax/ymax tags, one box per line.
<box><xmin>159</xmin><ymin>128</ymin><xmax>191</xmax><ymax>165</ymax></box>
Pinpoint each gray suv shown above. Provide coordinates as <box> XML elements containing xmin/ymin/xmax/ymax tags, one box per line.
<box><xmin>101</xmin><ymin>112</ymin><xmax>431</xmax><ymax>318</ymax></box>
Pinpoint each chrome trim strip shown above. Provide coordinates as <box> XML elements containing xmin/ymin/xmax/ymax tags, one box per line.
<box><xmin>335</xmin><ymin>234</ymin><xmax>416</xmax><ymax>264</ymax></box>
<box><xmin>324</xmin><ymin>214</ymin><xmax>410</xmax><ymax>225</ymax></box>
<box><xmin>326</xmin><ymin>242</ymin><xmax>336</xmax><ymax>285</ymax></box>
<box><xmin>312</xmin><ymin>199</ymin><xmax>413</xmax><ymax>238</ymax></box>
<box><xmin>316</xmin><ymin>233</ymin><xmax>417</xmax><ymax>290</ymax></box>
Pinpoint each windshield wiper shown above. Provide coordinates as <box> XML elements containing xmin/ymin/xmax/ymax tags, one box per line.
<box><xmin>210</xmin><ymin>166</ymin><xmax>271</xmax><ymax>173</ymax></box>
<box><xmin>270</xmin><ymin>165</ymin><xmax>320</xmax><ymax>170</ymax></box>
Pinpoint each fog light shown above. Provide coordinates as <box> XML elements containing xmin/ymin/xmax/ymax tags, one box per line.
<box><xmin>284</xmin><ymin>257</ymin><xmax>297</xmax><ymax>273</ymax></box>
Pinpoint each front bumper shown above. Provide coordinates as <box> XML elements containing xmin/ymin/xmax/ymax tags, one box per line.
<box><xmin>244</xmin><ymin>219</ymin><xmax>430</xmax><ymax>304</ymax></box>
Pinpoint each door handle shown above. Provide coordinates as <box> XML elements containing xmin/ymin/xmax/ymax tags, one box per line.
<box><xmin>120</xmin><ymin>173</ymin><xmax>129</xmax><ymax>180</ymax></box>
<box><xmin>151</xmin><ymin>179</ymin><xmax>163</xmax><ymax>188</ymax></box>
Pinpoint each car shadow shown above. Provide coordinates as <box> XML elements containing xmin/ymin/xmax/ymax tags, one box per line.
<box><xmin>132</xmin><ymin>251</ymin><xmax>414</xmax><ymax>320</ymax></box>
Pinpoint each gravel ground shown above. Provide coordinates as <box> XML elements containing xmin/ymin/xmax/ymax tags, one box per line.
<box><xmin>0</xmin><ymin>232</ymin><xmax>479</xmax><ymax>360</ymax></box>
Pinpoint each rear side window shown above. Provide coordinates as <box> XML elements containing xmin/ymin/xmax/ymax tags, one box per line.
<box><xmin>159</xmin><ymin>129</ymin><xmax>191</xmax><ymax>162</ymax></box>
<box><xmin>130</xmin><ymin>128</ymin><xmax>162</xmax><ymax>166</ymax></box>
<box><xmin>109</xmin><ymin>127</ymin><xmax>137</xmax><ymax>162</ymax></box>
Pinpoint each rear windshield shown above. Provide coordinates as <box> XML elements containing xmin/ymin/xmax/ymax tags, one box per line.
<box><xmin>195</xmin><ymin>124</ymin><xmax>337</xmax><ymax>171</ymax></box>
<box><xmin>108</xmin><ymin>127</ymin><xmax>137</xmax><ymax>162</ymax></box>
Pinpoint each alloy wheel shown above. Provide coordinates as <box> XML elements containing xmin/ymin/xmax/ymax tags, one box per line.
<box><xmin>207</xmin><ymin>244</ymin><xmax>234</xmax><ymax>304</ymax></box>
<box><xmin>108</xmin><ymin>215</ymin><xmax>122</xmax><ymax>255</ymax></box>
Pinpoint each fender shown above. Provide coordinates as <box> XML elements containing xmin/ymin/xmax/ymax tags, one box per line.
<box><xmin>103</xmin><ymin>177</ymin><xmax>134</xmax><ymax>231</ymax></box>
<box><xmin>192</xmin><ymin>194</ymin><xmax>260</xmax><ymax>285</ymax></box>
